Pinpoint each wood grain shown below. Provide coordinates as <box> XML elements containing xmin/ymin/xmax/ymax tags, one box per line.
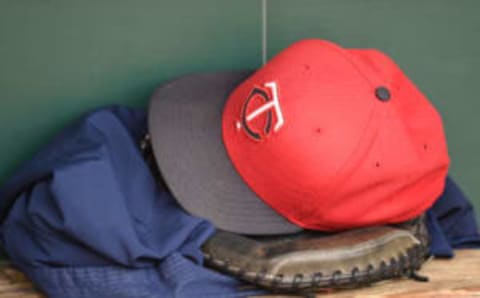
<box><xmin>254</xmin><ymin>249</ymin><xmax>480</xmax><ymax>298</ymax></box>
<box><xmin>0</xmin><ymin>262</ymin><xmax>43</xmax><ymax>298</ymax></box>
<box><xmin>0</xmin><ymin>250</ymin><xmax>478</xmax><ymax>297</ymax></box>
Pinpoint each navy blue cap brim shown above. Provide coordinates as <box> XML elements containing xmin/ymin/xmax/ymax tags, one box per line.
<box><xmin>148</xmin><ymin>70</ymin><xmax>301</xmax><ymax>235</ymax></box>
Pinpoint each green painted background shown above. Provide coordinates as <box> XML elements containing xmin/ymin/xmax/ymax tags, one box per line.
<box><xmin>0</xmin><ymin>0</ymin><xmax>479</xmax><ymax>220</ymax></box>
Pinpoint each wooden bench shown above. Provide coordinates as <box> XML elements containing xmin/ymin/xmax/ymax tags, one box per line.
<box><xmin>0</xmin><ymin>250</ymin><xmax>478</xmax><ymax>297</ymax></box>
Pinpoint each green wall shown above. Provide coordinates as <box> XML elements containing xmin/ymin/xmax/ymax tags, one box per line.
<box><xmin>0</xmin><ymin>0</ymin><xmax>262</xmax><ymax>183</ymax></box>
<box><xmin>1</xmin><ymin>0</ymin><xmax>479</xmax><ymax>219</ymax></box>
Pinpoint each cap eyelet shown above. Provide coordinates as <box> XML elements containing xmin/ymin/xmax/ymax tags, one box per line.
<box><xmin>375</xmin><ymin>87</ymin><xmax>391</xmax><ymax>102</ymax></box>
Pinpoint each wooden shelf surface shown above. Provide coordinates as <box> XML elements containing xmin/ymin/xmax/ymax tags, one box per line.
<box><xmin>0</xmin><ymin>250</ymin><xmax>478</xmax><ymax>297</ymax></box>
<box><xmin>257</xmin><ymin>249</ymin><xmax>480</xmax><ymax>298</ymax></box>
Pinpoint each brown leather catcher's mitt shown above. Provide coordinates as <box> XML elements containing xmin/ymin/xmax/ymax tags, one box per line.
<box><xmin>201</xmin><ymin>216</ymin><xmax>430</xmax><ymax>294</ymax></box>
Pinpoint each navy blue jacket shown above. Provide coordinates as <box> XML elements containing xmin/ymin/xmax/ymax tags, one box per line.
<box><xmin>0</xmin><ymin>106</ymin><xmax>478</xmax><ymax>298</ymax></box>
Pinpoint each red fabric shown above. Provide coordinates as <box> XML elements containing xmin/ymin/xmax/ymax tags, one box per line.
<box><xmin>222</xmin><ymin>39</ymin><xmax>450</xmax><ymax>231</ymax></box>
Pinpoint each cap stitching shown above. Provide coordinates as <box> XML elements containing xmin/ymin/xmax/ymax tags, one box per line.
<box><xmin>318</xmin><ymin>41</ymin><xmax>378</xmax><ymax>88</ymax></box>
<box><xmin>286</xmin><ymin>42</ymin><xmax>383</xmax><ymax>228</ymax></box>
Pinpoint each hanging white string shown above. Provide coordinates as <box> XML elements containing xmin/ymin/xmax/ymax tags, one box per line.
<box><xmin>262</xmin><ymin>0</ymin><xmax>268</xmax><ymax>65</ymax></box>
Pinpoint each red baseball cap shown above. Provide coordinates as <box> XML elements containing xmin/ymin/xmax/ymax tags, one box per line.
<box><xmin>149</xmin><ymin>39</ymin><xmax>450</xmax><ymax>234</ymax></box>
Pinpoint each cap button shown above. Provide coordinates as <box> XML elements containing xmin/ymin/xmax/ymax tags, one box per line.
<box><xmin>375</xmin><ymin>86</ymin><xmax>391</xmax><ymax>102</ymax></box>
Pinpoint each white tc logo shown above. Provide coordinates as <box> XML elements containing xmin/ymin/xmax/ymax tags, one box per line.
<box><xmin>236</xmin><ymin>81</ymin><xmax>284</xmax><ymax>141</ymax></box>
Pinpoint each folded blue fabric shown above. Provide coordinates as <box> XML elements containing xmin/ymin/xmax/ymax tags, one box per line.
<box><xmin>427</xmin><ymin>176</ymin><xmax>480</xmax><ymax>257</ymax></box>
<box><xmin>0</xmin><ymin>107</ymin><xmax>264</xmax><ymax>298</ymax></box>
<box><xmin>0</xmin><ymin>106</ymin><xmax>478</xmax><ymax>297</ymax></box>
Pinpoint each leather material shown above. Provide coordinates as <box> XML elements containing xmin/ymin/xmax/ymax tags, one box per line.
<box><xmin>202</xmin><ymin>216</ymin><xmax>429</xmax><ymax>292</ymax></box>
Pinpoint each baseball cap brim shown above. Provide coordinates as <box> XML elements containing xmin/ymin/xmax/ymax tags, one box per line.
<box><xmin>148</xmin><ymin>70</ymin><xmax>301</xmax><ymax>235</ymax></box>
